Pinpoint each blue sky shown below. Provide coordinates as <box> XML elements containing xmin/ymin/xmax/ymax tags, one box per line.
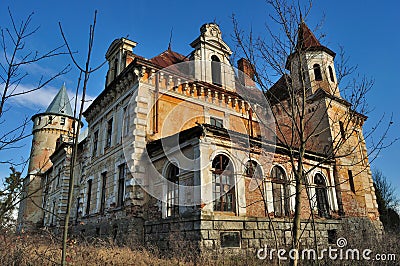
<box><xmin>1</xmin><ymin>1</ymin><xmax>399</xmax><ymax>194</ymax></box>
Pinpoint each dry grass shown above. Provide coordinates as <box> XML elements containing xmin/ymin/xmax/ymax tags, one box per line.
<box><xmin>1</xmin><ymin>228</ymin><xmax>399</xmax><ymax>266</ymax></box>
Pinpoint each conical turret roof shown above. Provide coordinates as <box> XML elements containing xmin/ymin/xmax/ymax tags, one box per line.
<box><xmin>45</xmin><ymin>84</ymin><xmax>73</xmax><ymax>116</ymax></box>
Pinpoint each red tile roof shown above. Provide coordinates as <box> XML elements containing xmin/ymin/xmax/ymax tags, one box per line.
<box><xmin>149</xmin><ymin>49</ymin><xmax>188</xmax><ymax>68</ymax></box>
<box><xmin>297</xmin><ymin>21</ymin><xmax>335</xmax><ymax>57</ymax></box>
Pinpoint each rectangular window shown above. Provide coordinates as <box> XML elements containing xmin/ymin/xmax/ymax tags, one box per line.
<box><xmin>106</xmin><ymin>118</ymin><xmax>113</xmax><ymax>148</ymax></box>
<box><xmin>60</xmin><ymin>117</ymin><xmax>66</xmax><ymax>125</ymax></box>
<box><xmin>86</xmin><ymin>179</ymin><xmax>92</xmax><ymax>215</ymax></box>
<box><xmin>210</xmin><ymin>117</ymin><xmax>223</xmax><ymax>128</ymax></box>
<box><xmin>92</xmin><ymin>130</ymin><xmax>99</xmax><ymax>157</ymax></box>
<box><xmin>117</xmin><ymin>164</ymin><xmax>126</xmax><ymax>207</ymax></box>
<box><xmin>123</xmin><ymin>106</ymin><xmax>130</xmax><ymax>137</ymax></box>
<box><xmin>220</xmin><ymin>232</ymin><xmax>240</xmax><ymax>248</ymax></box>
<box><xmin>100</xmin><ymin>172</ymin><xmax>107</xmax><ymax>213</ymax></box>
<box><xmin>348</xmin><ymin>170</ymin><xmax>355</xmax><ymax>193</ymax></box>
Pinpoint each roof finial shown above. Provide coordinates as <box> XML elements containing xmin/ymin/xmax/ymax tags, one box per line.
<box><xmin>168</xmin><ymin>28</ymin><xmax>173</xmax><ymax>51</ymax></box>
<box><xmin>300</xmin><ymin>11</ymin><xmax>304</xmax><ymax>23</ymax></box>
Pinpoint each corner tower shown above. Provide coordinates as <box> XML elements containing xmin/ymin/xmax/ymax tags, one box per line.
<box><xmin>287</xmin><ymin>21</ymin><xmax>339</xmax><ymax>97</ymax></box>
<box><xmin>18</xmin><ymin>84</ymin><xmax>78</xmax><ymax>229</ymax></box>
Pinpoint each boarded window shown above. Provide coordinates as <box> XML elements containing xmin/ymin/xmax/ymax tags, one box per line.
<box><xmin>220</xmin><ymin>232</ymin><xmax>240</xmax><ymax>248</ymax></box>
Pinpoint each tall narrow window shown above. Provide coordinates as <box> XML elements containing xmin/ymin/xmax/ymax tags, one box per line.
<box><xmin>92</xmin><ymin>130</ymin><xmax>99</xmax><ymax>157</ymax></box>
<box><xmin>100</xmin><ymin>172</ymin><xmax>107</xmax><ymax>214</ymax></box>
<box><xmin>49</xmin><ymin>115</ymin><xmax>53</xmax><ymax>124</ymax></box>
<box><xmin>86</xmin><ymin>179</ymin><xmax>92</xmax><ymax>215</ymax></box>
<box><xmin>123</xmin><ymin>106</ymin><xmax>130</xmax><ymax>137</ymax></box>
<box><xmin>117</xmin><ymin>164</ymin><xmax>126</xmax><ymax>207</ymax></box>
<box><xmin>313</xmin><ymin>64</ymin><xmax>322</xmax><ymax>81</ymax></box>
<box><xmin>348</xmin><ymin>170</ymin><xmax>355</xmax><ymax>193</ymax></box>
<box><xmin>113</xmin><ymin>59</ymin><xmax>118</xmax><ymax>79</ymax></box>
<box><xmin>339</xmin><ymin>121</ymin><xmax>346</xmax><ymax>140</ymax></box>
<box><xmin>211</xmin><ymin>55</ymin><xmax>222</xmax><ymax>86</ymax></box>
<box><xmin>271</xmin><ymin>166</ymin><xmax>290</xmax><ymax>217</ymax></box>
<box><xmin>76</xmin><ymin>197</ymin><xmax>80</xmax><ymax>222</ymax></box>
<box><xmin>212</xmin><ymin>154</ymin><xmax>235</xmax><ymax>212</ymax></box>
<box><xmin>51</xmin><ymin>201</ymin><xmax>56</xmax><ymax>226</ymax></box>
<box><xmin>37</xmin><ymin>117</ymin><xmax>41</xmax><ymax>126</ymax></box>
<box><xmin>60</xmin><ymin>117</ymin><xmax>66</xmax><ymax>125</ymax></box>
<box><xmin>314</xmin><ymin>173</ymin><xmax>330</xmax><ymax>218</ymax></box>
<box><xmin>106</xmin><ymin>118</ymin><xmax>113</xmax><ymax>148</ymax></box>
<box><xmin>328</xmin><ymin>66</ymin><xmax>335</xmax><ymax>82</ymax></box>
<box><xmin>166</xmin><ymin>163</ymin><xmax>179</xmax><ymax>217</ymax></box>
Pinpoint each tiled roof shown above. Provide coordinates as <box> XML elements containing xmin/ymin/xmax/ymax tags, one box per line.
<box><xmin>297</xmin><ymin>21</ymin><xmax>335</xmax><ymax>57</ymax></box>
<box><xmin>149</xmin><ymin>48</ymin><xmax>188</xmax><ymax>68</ymax></box>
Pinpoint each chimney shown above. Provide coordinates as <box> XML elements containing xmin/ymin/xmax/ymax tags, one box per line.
<box><xmin>237</xmin><ymin>58</ymin><xmax>255</xmax><ymax>87</ymax></box>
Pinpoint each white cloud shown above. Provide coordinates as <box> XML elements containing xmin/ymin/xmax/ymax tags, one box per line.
<box><xmin>1</xmin><ymin>83</ymin><xmax>96</xmax><ymax>113</ymax></box>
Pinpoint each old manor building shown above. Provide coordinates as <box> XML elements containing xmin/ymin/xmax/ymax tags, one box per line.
<box><xmin>18</xmin><ymin>22</ymin><xmax>381</xmax><ymax>252</ymax></box>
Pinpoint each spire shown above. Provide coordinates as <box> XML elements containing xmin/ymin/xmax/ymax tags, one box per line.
<box><xmin>45</xmin><ymin>84</ymin><xmax>73</xmax><ymax>117</ymax></box>
<box><xmin>296</xmin><ymin>21</ymin><xmax>335</xmax><ymax>57</ymax></box>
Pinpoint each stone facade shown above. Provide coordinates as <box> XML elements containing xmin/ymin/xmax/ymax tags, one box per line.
<box><xmin>19</xmin><ymin>22</ymin><xmax>382</xmax><ymax>254</ymax></box>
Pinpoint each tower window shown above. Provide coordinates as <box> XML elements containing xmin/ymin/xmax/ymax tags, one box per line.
<box><xmin>211</xmin><ymin>55</ymin><xmax>222</xmax><ymax>86</ymax></box>
<box><xmin>313</xmin><ymin>64</ymin><xmax>322</xmax><ymax>81</ymax></box>
<box><xmin>49</xmin><ymin>116</ymin><xmax>53</xmax><ymax>124</ymax></box>
<box><xmin>37</xmin><ymin>117</ymin><xmax>41</xmax><ymax>126</ymax></box>
<box><xmin>339</xmin><ymin>121</ymin><xmax>346</xmax><ymax>140</ymax></box>
<box><xmin>348</xmin><ymin>170</ymin><xmax>355</xmax><ymax>193</ymax></box>
<box><xmin>60</xmin><ymin>117</ymin><xmax>66</xmax><ymax>125</ymax></box>
<box><xmin>328</xmin><ymin>66</ymin><xmax>335</xmax><ymax>82</ymax></box>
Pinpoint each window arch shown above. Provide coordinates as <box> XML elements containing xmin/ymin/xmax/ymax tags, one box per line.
<box><xmin>211</xmin><ymin>55</ymin><xmax>222</xmax><ymax>86</ymax></box>
<box><xmin>328</xmin><ymin>66</ymin><xmax>335</xmax><ymax>82</ymax></box>
<box><xmin>313</xmin><ymin>64</ymin><xmax>322</xmax><ymax>81</ymax></box>
<box><xmin>271</xmin><ymin>166</ymin><xmax>290</xmax><ymax>217</ymax></box>
<box><xmin>314</xmin><ymin>173</ymin><xmax>330</xmax><ymax>218</ymax></box>
<box><xmin>166</xmin><ymin>163</ymin><xmax>179</xmax><ymax>217</ymax></box>
<box><xmin>212</xmin><ymin>154</ymin><xmax>235</xmax><ymax>212</ymax></box>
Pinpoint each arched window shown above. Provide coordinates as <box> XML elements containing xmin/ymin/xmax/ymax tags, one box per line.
<box><xmin>211</xmin><ymin>55</ymin><xmax>222</xmax><ymax>86</ymax></box>
<box><xmin>314</xmin><ymin>173</ymin><xmax>330</xmax><ymax>218</ymax></box>
<box><xmin>166</xmin><ymin>163</ymin><xmax>179</xmax><ymax>217</ymax></box>
<box><xmin>245</xmin><ymin>160</ymin><xmax>263</xmax><ymax>190</ymax></box>
<box><xmin>313</xmin><ymin>64</ymin><xmax>322</xmax><ymax>81</ymax></box>
<box><xmin>328</xmin><ymin>66</ymin><xmax>335</xmax><ymax>82</ymax></box>
<box><xmin>212</xmin><ymin>154</ymin><xmax>235</xmax><ymax>212</ymax></box>
<box><xmin>271</xmin><ymin>166</ymin><xmax>290</xmax><ymax>217</ymax></box>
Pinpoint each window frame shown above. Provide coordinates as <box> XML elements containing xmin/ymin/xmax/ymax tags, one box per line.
<box><xmin>314</xmin><ymin>173</ymin><xmax>331</xmax><ymax>218</ymax></box>
<box><xmin>212</xmin><ymin>154</ymin><xmax>236</xmax><ymax>213</ymax></box>
<box><xmin>270</xmin><ymin>165</ymin><xmax>290</xmax><ymax>217</ymax></box>
<box><xmin>313</xmin><ymin>64</ymin><xmax>323</xmax><ymax>81</ymax></box>
<box><xmin>166</xmin><ymin>163</ymin><xmax>179</xmax><ymax>217</ymax></box>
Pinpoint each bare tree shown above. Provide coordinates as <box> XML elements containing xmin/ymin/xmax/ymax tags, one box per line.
<box><xmin>233</xmin><ymin>0</ymin><xmax>396</xmax><ymax>265</ymax></box>
<box><xmin>58</xmin><ymin>10</ymin><xmax>105</xmax><ymax>266</ymax></box>
<box><xmin>0</xmin><ymin>8</ymin><xmax>69</xmax><ymax>227</ymax></box>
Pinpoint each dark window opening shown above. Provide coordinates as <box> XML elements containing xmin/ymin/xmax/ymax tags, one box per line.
<box><xmin>348</xmin><ymin>170</ymin><xmax>355</xmax><ymax>193</ymax></box>
<box><xmin>113</xmin><ymin>59</ymin><xmax>118</xmax><ymax>79</ymax></box>
<box><xmin>339</xmin><ymin>121</ymin><xmax>346</xmax><ymax>140</ymax></box>
<box><xmin>328</xmin><ymin>66</ymin><xmax>335</xmax><ymax>82</ymax></box>
<box><xmin>60</xmin><ymin>117</ymin><xmax>66</xmax><ymax>125</ymax></box>
<box><xmin>328</xmin><ymin>229</ymin><xmax>337</xmax><ymax>244</ymax></box>
<box><xmin>212</xmin><ymin>154</ymin><xmax>235</xmax><ymax>212</ymax></box>
<box><xmin>313</xmin><ymin>64</ymin><xmax>322</xmax><ymax>81</ymax></box>
<box><xmin>315</xmin><ymin>173</ymin><xmax>330</xmax><ymax>218</ymax></box>
<box><xmin>106</xmin><ymin>118</ymin><xmax>113</xmax><ymax>148</ymax></box>
<box><xmin>123</xmin><ymin>106</ymin><xmax>130</xmax><ymax>137</ymax></box>
<box><xmin>49</xmin><ymin>116</ymin><xmax>53</xmax><ymax>124</ymax></box>
<box><xmin>92</xmin><ymin>130</ymin><xmax>99</xmax><ymax>157</ymax></box>
<box><xmin>220</xmin><ymin>232</ymin><xmax>240</xmax><ymax>248</ymax></box>
<box><xmin>96</xmin><ymin>227</ymin><xmax>101</xmax><ymax>236</ymax></box>
<box><xmin>271</xmin><ymin>166</ymin><xmax>290</xmax><ymax>217</ymax></box>
<box><xmin>113</xmin><ymin>225</ymin><xmax>118</xmax><ymax>241</ymax></box>
<box><xmin>100</xmin><ymin>172</ymin><xmax>107</xmax><ymax>214</ymax></box>
<box><xmin>37</xmin><ymin>117</ymin><xmax>41</xmax><ymax>126</ymax></box>
<box><xmin>166</xmin><ymin>163</ymin><xmax>179</xmax><ymax>217</ymax></box>
<box><xmin>117</xmin><ymin>164</ymin><xmax>126</xmax><ymax>207</ymax></box>
<box><xmin>211</xmin><ymin>55</ymin><xmax>222</xmax><ymax>86</ymax></box>
<box><xmin>210</xmin><ymin>117</ymin><xmax>223</xmax><ymax>128</ymax></box>
<box><xmin>86</xmin><ymin>179</ymin><xmax>92</xmax><ymax>215</ymax></box>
